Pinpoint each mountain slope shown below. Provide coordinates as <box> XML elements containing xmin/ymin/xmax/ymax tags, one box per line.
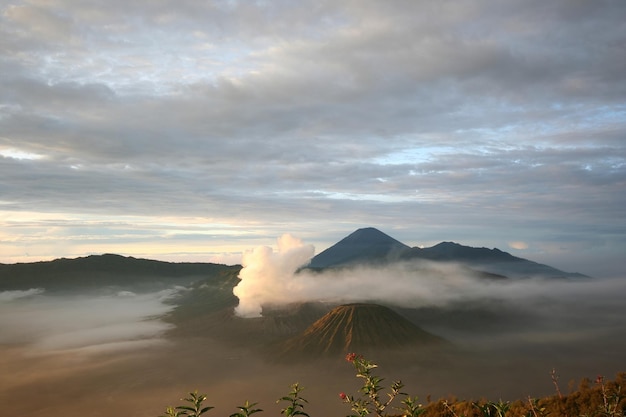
<box><xmin>0</xmin><ymin>253</ymin><xmax>241</xmax><ymax>291</ymax></box>
<box><xmin>308</xmin><ymin>228</ymin><xmax>588</xmax><ymax>279</ymax></box>
<box><xmin>308</xmin><ymin>227</ymin><xmax>410</xmax><ymax>268</ymax></box>
<box><xmin>403</xmin><ymin>242</ymin><xmax>588</xmax><ymax>278</ymax></box>
<box><xmin>277</xmin><ymin>303</ymin><xmax>445</xmax><ymax>358</ymax></box>
<box><xmin>410</xmin><ymin>241</ymin><xmax>519</xmax><ymax>261</ymax></box>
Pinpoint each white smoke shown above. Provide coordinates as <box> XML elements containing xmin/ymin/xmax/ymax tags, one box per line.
<box><xmin>233</xmin><ymin>234</ymin><xmax>315</xmax><ymax>317</ymax></box>
<box><xmin>232</xmin><ymin>235</ymin><xmax>626</xmax><ymax>319</ymax></box>
<box><xmin>231</xmin><ymin>234</ymin><xmax>506</xmax><ymax>317</ymax></box>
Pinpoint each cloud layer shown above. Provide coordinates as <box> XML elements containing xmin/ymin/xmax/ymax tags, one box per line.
<box><xmin>1</xmin><ymin>1</ymin><xmax>625</xmax><ymax>276</ymax></box>
<box><xmin>232</xmin><ymin>234</ymin><xmax>626</xmax><ymax>325</ymax></box>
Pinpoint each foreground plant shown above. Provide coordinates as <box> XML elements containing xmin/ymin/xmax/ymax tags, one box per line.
<box><xmin>160</xmin><ymin>390</ymin><xmax>214</xmax><ymax>417</ymax></box>
<box><xmin>339</xmin><ymin>353</ymin><xmax>425</xmax><ymax>417</ymax></box>
<box><xmin>473</xmin><ymin>400</ymin><xmax>510</xmax><ymax>417</ymax></box>
<box><xmin>278</xmin><ymin>383</ymin><xmax>310</xmax><ymax>417</ymax></box>
<box><xmin>158</xmin><ymin>357</ymin><xmax>625</xmax><ymax>417</ymax></box>
<box><xmin>581</xmin><ymin>375</ymin><xmax>625</xmax><ymax>417</ymax></box>
<box><xmin>230</xmin><ymin>401</ymin><xmax>263</xmax><ymax>417</ymax></box>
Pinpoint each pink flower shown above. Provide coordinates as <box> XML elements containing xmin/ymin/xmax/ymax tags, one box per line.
<box><xmin>339</xmin><ymin>392</ymin><xmax>347</xmax><ymax>400</ymax></box>
<box><xmin>345</xmin><ymin>353</ymin><xmax>358</xmax><ymax>362</ymax></box>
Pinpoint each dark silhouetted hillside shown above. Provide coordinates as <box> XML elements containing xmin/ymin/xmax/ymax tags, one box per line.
<box><xmin>0</xmin><ymin>253</ymin><xmax>242</xmax><ymax>291</ymax></box>
<box><xmin>309</xmin><ymin>228</ymin><xmax>588</xmax><ymax>279</ymax></box>
<box><xmin>408</xmin><ymin>241</ymin><xmax>518</xmax><ymax>261</ymax></box>
<box><xmin>308</xmin><ymin>227</ymin><xmax>410</xmax><ymax>268</ymax></box>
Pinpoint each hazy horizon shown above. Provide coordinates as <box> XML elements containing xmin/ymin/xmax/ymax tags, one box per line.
<box><xmin>2</xmin><ymin>234</ymin><xmax>626</xmax><ymax>416</ymax></box>
<box><xmin>0</xmin><ymin>230</ymin><xmax>617</xmax><ymax>280</ymax></box>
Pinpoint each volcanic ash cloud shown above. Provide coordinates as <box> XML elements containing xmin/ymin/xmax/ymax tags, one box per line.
<box><xmin>233</xmin><ymin>234</ymin><xmax>315</xmax><ymax>318</ymax></box>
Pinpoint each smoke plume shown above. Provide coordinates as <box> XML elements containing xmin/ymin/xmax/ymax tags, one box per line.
<box><xmin>233</xmin><ymin>234</ymin><xmax>315</xmax><ymax>317</ymax></box>
<box><xmin>232</xmin><ymin>235</ymin><xmax>626</xmax><ymax>321</ymax></box>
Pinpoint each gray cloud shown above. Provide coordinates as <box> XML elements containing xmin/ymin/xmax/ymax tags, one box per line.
<box><xmin>1</xmin><ymin>0</ymin><xmax>625</xmax><ymax>275</ymax></box>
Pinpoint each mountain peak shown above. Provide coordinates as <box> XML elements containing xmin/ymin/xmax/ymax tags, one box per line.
<box><xmin>308</xmin><ymin>228</ymin><xmax>410</xmax><ymax>268</ymax></box>
<box><xmin>276</xmin><ymin>303</ymin><xmax>445</xmax><ymax>358</ymax></box>
<box><xmin>306</xmin><ymin>227</ymin><xmax>587</xmax><ymax>278</ymax></box>
<box><xmin>345</xmin><ymin>227</ymin><xmax>396</xmax><ymax>239</ymax></box>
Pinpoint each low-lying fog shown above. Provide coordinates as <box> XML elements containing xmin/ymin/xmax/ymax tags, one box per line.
<box><xmin>1</xmin><ymin>253</ymin><xmax>625</xmax><ymax>417</ymax></box>
<box><xmin>0</xmin><ymin>288</ymin><xmax>179</xmax><ymax>354</ymax></box>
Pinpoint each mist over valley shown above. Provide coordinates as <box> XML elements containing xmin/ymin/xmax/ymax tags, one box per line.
<box><xmin>1</xmin><ymin>229</ymin><xmax>624</xmax><ymax>416</ymax></box>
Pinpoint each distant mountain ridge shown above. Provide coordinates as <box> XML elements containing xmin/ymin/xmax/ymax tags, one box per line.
<box><xmin>0</xmin><ymin>253</ymin><xmax>240</xmax><ymax>291</ymax></box>
<box><xmin>409</xmin><ymin>241</ymin><xmax>518</xmax><ymax>261</ymax></box>
<box><xmin>308</xmin><ymin>228</ymin><xmax>588</xmax><ymax>279</ymax></box>
<box><xmin>0</xmin><ymin>228</ymin><xmax>588</xmax><ymax>292</ymax></box>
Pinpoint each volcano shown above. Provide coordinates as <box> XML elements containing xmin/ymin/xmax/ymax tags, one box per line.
<box><xmin>276</xmin><ymin>303</ymin><xmax>445</xmax><ymax>358</ymax></box>
<box><xmin>308</xmin><ymin>227</ymin><xmax>410</xmax><ymax>268</ymax></box>
<box><xmin>307</xmin><ymin>227</ymin><xmax>588</xmax><ymax>279</ymax></box>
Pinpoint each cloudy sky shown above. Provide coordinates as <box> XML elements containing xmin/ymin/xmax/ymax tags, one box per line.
<box><xmin>1</xmin><ymin>0</ymin><xmax>624</xmax><ymax>276</ymax></box>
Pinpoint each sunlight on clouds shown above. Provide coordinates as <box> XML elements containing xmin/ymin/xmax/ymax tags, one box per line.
<box><xmin>373</xmin><ymin>145</ymin><xmax>453</xmax><ymax>166</ymax></box>
<box><xmin>0</xmin><ymin>148</ymin><xmax>46</xmax><ymax>161</ymax></box>
<box><xmin>0</xmin><ymin>210</ymin><xmax>259</xmax><ymax>263</ymax></box>
<box><xmin>508</xmin><ymin>241</ymin><xmax>528</xmax><ymax>250</ymax></box>
<box><xmin>314</xmin><ymin>190</ymin><xmax>415</xmax><ymax>203</ymax></box>
<box><xmin>205</xmin><ymin>252</ymin><xmax>243</xmax><ymax>265</ymax></box>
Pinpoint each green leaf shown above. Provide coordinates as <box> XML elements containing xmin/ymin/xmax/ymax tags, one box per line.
<box><xmin>176</xmin><ymin>406</ymin><xmax>196</xmax><ymax>412</ymax></box>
